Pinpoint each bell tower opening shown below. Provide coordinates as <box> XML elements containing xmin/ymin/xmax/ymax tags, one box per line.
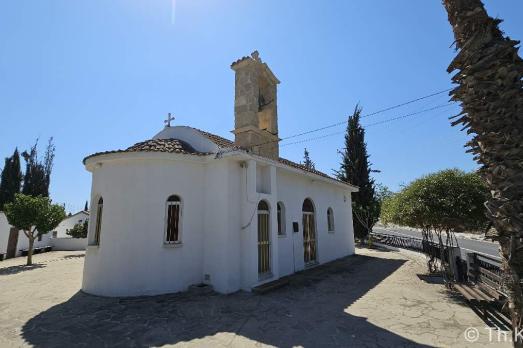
<box><xmin>231</xmin><ymin>51</ymin><xmax>280</xmax><ymax>159</ymax></box>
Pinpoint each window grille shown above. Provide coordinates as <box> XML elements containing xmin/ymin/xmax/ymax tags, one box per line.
<box><xmin>327</xmin><ymin>207</ymin><xmax>335</xmax><ymax>231</ymax></box>
<box><xmin>258</xmin><ymin>200</ymin><xmax>271</xmax><ymax>275</ymax></box>
<box><xmin>165</xmin><ymin>195</ymin><xmax>181</xmax><ymax>243</ymax></box>
<box><xmin>94</xmin><ymin>197</ymin><xmax>103</xmax><ymax>245</ymax></box>
<box><xmin>277</xmin><ymin>202</ymin><xmax>285</xmax><ymax>235</ymax></box>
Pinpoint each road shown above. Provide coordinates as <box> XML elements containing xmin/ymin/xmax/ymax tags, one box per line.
<box><xmin>373</xmin><ymin>225</ymin><xmax>500</xmax><ymax>258</ymax></box>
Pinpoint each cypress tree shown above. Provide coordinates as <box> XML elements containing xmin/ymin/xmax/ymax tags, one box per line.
<box><xmin>337</xmin><ymin>104</ymin><xmax>379</xmax><ymax>240</ymax></box>
<box><xmin>22</xmin><ymin>138</ymin><xmax>55</xmax><ymax>197</ymax></box>
<box><xmin>302</xmin><ymin>148</ymin><xmax>315</xmax><ymax>170</ymax></box>
<box><xmin>0</xmin><ymin>149</ymin><xmax>23</xmax><ymax>210</ymax></box>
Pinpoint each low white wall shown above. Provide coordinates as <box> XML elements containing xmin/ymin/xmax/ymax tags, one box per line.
<box><xmin>0</xmin><ymin>212</ymin><xmax>11</xmax><ymax>255</ymax></box>
<box><xmin>51</xmin><ymin>237</ymin><xmax>87</xmax><ymax>251</ymax></box>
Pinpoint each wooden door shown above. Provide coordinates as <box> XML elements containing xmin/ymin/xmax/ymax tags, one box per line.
<box><xmin>6</xmin><ymin>228</ymin><xmax>19</xmax><ymax>259</ymax></box>
<box><xmin>257</xmin><ymin>202</ymin><xmax>271</xmax><ymax>276</ymax></box>
<box><xmin>303</xmin><ymin>212</ymin><xmax>317</xmax><ymax>264</ymax></box>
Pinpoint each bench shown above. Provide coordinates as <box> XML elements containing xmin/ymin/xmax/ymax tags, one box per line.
<box><xmin>454</xmin><ymin>283</ymin><xmax>497</xmax><ymax>318</ymax></box>
<box><xmin>20</xmin><ymin>246</ymin><xmax>53</xmax><ymax>256</ymax></box>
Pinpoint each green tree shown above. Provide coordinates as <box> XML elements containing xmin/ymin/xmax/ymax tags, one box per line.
<box><xmin>301</xmin><ymin>148</ymin><xmax>315</xmax><ymax>170</ymax></box>
<box><xmin>4</xmin><ymin>194</ymin><xmax>65</xmax><ymax>265</ymax></box>
<box><xmin>337</xmin><ymin>104</ymin><xmax>379</xmax><ymax>240</ymax></box>
<box><xmin>0</xmin><ymin>149</ymin><xmax>23</xmax><ymax>210</ymax></box>
<box><xmin>375</xmin><ymin>183</ymin><xmax>393</xmax><ymax>207</ymax></box>
<box><xmin>381</xmin><ymin>169</ymin><xmax>488</xmax><ymax>231</ymax></box>
<box><xmin>22</xmin><ymin>138</ymin><xmax>55</xmax><ymax>197</ymax></box>
<box><xmin>66</xmin><ymin>220</ymin><xmax>88</xmax><ymax>239</ymax></box>
<box><xmin>380</xmin><ymin>169</ymin><xmax>488</xmax><ymax>276</ymax></box>
<box><xmin>442</xmin><ymin>0</ymin><xmax>523</xmax><ymax>340</ymax></box>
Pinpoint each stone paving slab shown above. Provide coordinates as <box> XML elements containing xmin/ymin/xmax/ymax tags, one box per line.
<box><xmin>0</xmin><ymin>249</ymin><xmax>510</xmax><ymax>347</ymax></box>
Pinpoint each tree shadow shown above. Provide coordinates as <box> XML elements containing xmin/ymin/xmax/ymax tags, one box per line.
<box><xmin>62</xmin><ymin>254</ymin><xmax>85</xmax><ymax>260</ymax></box>
<box><xmin>417</xmin><ymin>273</ymin><xmax>445</xmax><ymax>285</ymax></box>
<box><xmin>0</xmin><ymin>263</ymin><xmax>46</xmax><ymax>276</ymax></box>
<box><xmin>22</xmin><ymin>255</ymin><xmax>431</xmax><ymax>347</ymax></box>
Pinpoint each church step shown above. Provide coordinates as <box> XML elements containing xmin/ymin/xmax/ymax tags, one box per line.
<box><xmin>253</xmin><ymin>277</ymin><xmax>289</xmax><ymax>294</ymax></box>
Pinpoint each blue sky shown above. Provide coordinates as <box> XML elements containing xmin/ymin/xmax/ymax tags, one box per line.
<box><xmin>1</xmin><ymin>0</ymin><xmax>522</xmax><ymax>212</ymax></box>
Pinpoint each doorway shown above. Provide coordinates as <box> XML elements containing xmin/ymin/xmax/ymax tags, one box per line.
<box><xmin>257</xmin><ymin>200</ymin><xmax>271</xmax><ymax>276</ymax></box>
<box><xmin>6</xmin><ymin>228</ymin><xmax>19</xmax><ymax>259</ymax></box>
<box><xmin>302</xmin><ymin>198</ymin><xmax>317</xmax><ymax>265</ymax></box>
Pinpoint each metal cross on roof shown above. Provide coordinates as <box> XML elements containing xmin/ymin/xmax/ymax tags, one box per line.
<box><xmin>164</xmin><ymin>113</ymin><xmax>175</xmax><ymax>127</ymax></box>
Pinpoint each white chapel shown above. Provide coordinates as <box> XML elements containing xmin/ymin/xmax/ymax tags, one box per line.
<box><xmin>82</xmin><ymin>52</ymin><xmax>358</xmax><ymax>296</ymax></box>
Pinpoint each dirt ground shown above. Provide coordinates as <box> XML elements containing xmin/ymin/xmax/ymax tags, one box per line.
<box><xmin>0</xmin><ymin>248</ymin><xmax>509</xmax><ymax>347</ymax></box>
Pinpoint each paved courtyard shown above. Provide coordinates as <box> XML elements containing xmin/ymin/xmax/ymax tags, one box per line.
<box><xmin>0</xmin><ymin>248</ymin><xmax>509</xmax><ymax>347</ymax></box>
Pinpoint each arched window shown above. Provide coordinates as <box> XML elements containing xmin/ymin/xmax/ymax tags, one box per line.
<box><xmin>93</xmin><ymin>197</ymin><xmax>103</xmax><ymax>245</ymax></box>
<box><xmin>327</xmin><ymin>207</ymin><xmax>335</xmax><ymax>232</ymax></box>
<box><xmin>165</xmin><ymin>195</ymin><xmax>182</xmax><ymax>244</ymax></box>
<box><xmin>302</xmin><ymin>198</ymin><xmax>314</xmax><ymax>213</ymax></box>
<box><xmin>258</xmin><ymin>200</ymin><xmax>271</xmax><ymax>275</ymax></box>
<box><xmin>277</xmin><ymin>202</ymin><xmax>286</xmax><ymax>236</ymax></box>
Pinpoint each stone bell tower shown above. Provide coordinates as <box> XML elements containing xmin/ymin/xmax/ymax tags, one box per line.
<box><xmin>231</xmin><ymin>51</ymin><xmax>280</xmax><ymax>159</ymax></box>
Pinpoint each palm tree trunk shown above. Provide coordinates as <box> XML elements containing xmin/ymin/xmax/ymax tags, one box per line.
<box><xmin>442</xmin><ymin>0</ymin><xmax>523</xmax><ymax>345</ymax></box>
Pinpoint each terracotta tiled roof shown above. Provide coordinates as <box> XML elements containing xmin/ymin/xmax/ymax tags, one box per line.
<box><xmin>83</xmin><ymin>128</ymin><xmax>353</xmax><ymax>187</ymax></box>
<box><xmin>126</xmin><ymin>139</ymin><xmax>200</xmax><ymax>154</ymax></box>
<box><xmin>192</xmin><ymin>128</ymin><xmax>348</xmax><ymax>185</ymax></box>
<box><xmin>277</xmin><ymin>157</ymin><xmax>336</xmax><ymax>181</ymax></box>
<box><xmin>83</xmin><ymin>139</ymin><xmax>209</xmax><ymax>163</ymax></box>
<box><xmin>194</xmin><ymin>128</ymin><xmax>237</xmax><ymax>148</ymax></box>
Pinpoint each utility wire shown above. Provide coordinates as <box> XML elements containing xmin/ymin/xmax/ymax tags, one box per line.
<box><xmin>280</xmin><ymin>88</ymin><xmax>452</xmax><ymax>142</ymax></box>
<box><xmin>217</xmin><ymin>87</ymin><xmax>453</xmax><ymax>155</ymax></box>
<box><xmin>280</xmin><ymin>103</ymin><xmax>454</xmax><ymax>147</ymax></box>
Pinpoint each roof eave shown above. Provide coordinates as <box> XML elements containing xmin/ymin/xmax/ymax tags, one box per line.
<box><xmin>219</xmin><ymin>150</ymin><xmax>359</xmax><ymax>191</ymax></box>
<box><xmin>83</xmin><ymin>151</ymin><xmax>211</xmax><ymax>171</ymax></box>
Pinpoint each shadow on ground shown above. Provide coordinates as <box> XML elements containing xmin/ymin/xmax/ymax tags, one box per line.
<box><xmin>22</xmin><ymin>254</ymin><xmax>430</xmax><ymax>347</ymax></box>
<box><xmin>62</xmin><ymin>254</ymin><xmax>85</xmax><ymax>260</ymax></box>
<box><xmin>444</xmin><ymin>288</ymin><xmax>512</xmax><ymax>332</ymax></box>
<box><xmin>0</xmin><ymin>263</ymin><xmax>45</xmax><ymax>276</ymax></box>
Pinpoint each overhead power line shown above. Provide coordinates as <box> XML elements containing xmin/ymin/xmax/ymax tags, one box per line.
<box><xmin>280</xmin><ymin>103</ymin><xmax>454</xmax><ymax>148</ymax></box>
<box><xmin>279</xmin><ymin>87</ymin><xmax>453</xmax><ymax>142</ymax></box>
<box><xmin>217</xmin><ymin>87</ymin><xmax>454</xmax><ymax>155</ymax></box>
<box><xmin>363</xmin><ymin>103</ymin><xmax>452</xmax><ymax>128</ymax></box>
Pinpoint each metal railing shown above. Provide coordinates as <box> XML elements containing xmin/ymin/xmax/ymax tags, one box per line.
<box><xmin>467</xmin><ymin>252</ymin><xmax>506</xmax><ymax>296</ymax></box>
<box><xmin>371</xmin><ymin>232</ymin><xmax>430</xmax><ymax>252</ymax></box>
<box><xmin>370</xmin><ymin>231</ymin><xmax>507</xmax><ymax>298</ymax></box>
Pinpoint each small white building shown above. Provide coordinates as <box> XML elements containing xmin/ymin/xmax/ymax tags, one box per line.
<box><xmin>52</xmin><ymin>210</ymin><xmax>89</xmax><ymax>238</ymax></box>
<box><xmin>81</xmin><ymin>52</ymin><xmax>358</xmax><ymax>297</ymax></box>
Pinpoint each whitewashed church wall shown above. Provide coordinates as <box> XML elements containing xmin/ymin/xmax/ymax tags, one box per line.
<box><xmin>237</xmin><ymin>160</ymin><xmax>280</xmax><ymax>291</ymax></box>
<box><xmin>275</xmin><ymin>169</ymin><xmax>356</xmax><ymax>277</ymax></box>
<box><xmin>225</xmin><ymin>160</ymin><xmax>244</xmax><ymax>291</ymax></box>
<box><xmin>202</xmin><ymin>159</ymin><xmax>236</xmax><ymax>293</ymax></box>
<box><xmin>82</xmin><ymin>158</ymin><xmax>206</xmax><ymax>296</ymax></box>
<box><xmin>239</xmin><ymin>159</ymin><xmax>258</xmax><ymax>291</ymax></box>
